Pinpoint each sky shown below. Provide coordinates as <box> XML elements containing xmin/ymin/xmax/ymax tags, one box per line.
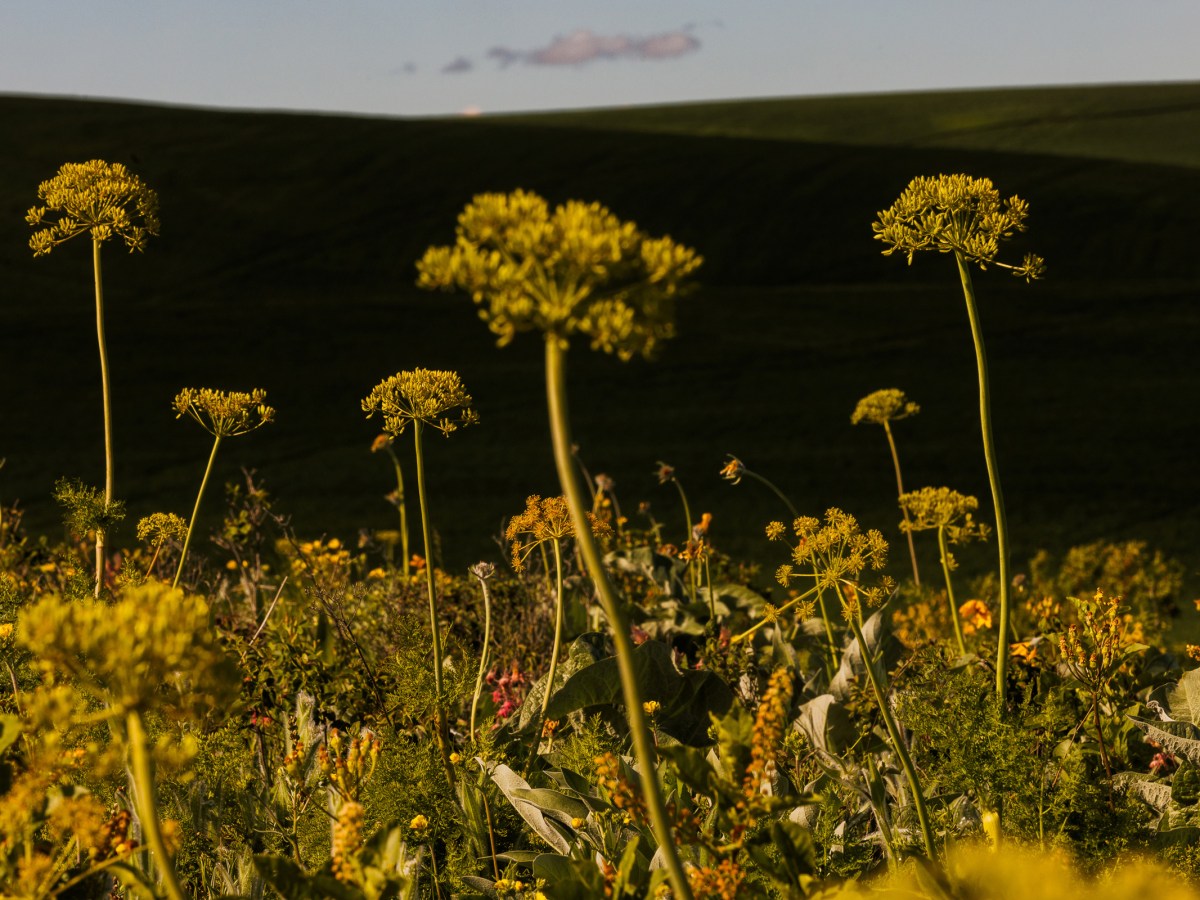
<box><xmin>3</xmin><ymin>1</ymin><xmax>1199</xmax><ymax>117</ymax></box>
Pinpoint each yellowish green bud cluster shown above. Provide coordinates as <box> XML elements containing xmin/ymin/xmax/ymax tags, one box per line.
<box><xmin>362</xmin><ymin>368</ymin><xmax>478</xmax><ymax>437</ymax></box>
<box><xmin>173</xmin><ymin>387</ymin><xmax>275</xmax><ymax>438</ymax></box>
<box><xmin>872</xmin><ymin>173</ymin><xmax>1044</xmax><ymax>280</ymax></box>
<box><xmin>136</xmin><ymin>512</ymin><xmax>188</xmax><ymax>546</ymax></box>
<box><xmin>774</xmin><ymin>509</ymin><xmax>894</xmax><ymax>612</ymax></box>
<box><xmin>898</xmin><ymin>486</ymin><xmax>991</xmax><ymax>544</ymax></box>
<box><xmin>416</xmin><ymin>189</ymin><xmax>702</xmax><ymax>359</ymax></box>
<box><xmin>850</xmin><ymin>388</ymin><xmax>919</xmax><ymax>427</ymax></box>
<box><xmin>17</xmin><ymin>582</ymin><xmax>238</xmax><ymax>720</ymax></box>
<box><xmin>27</xmin><ymin>160</ymin><xmax>160</xmax><ymax>256</ymax></box>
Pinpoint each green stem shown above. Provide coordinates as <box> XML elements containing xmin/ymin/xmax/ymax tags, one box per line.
<box><xmin>385</xmin><ymin>446</ymin><xmax>411</xmax><ymax>577</ymax></box>
<box><xmin>883</xmin><ymin>421</ymin><xmax>920</xmax><ymax>587</ymax></box>
<box><xmin>413</xmin><ymin>421</ymin><xmax>454</xmax><ymax>788</ymax></box>
<box><xmin>672</xmin><ymin>479</ymin><xmax>698</xmax><ymax>605</ymax></box>
<box><xmin>954</xmin><ymin>252</ymin><xmax>1011</xmax><ymax>701</ymax></box>
<box><xmin>470</xmin><ymin>569</ymin><xmax>494</xmax><ymax>743</ymax></box>
<box><xmin>127</xmin><ymin>712</ymin><xmax>187</xmax><ymax>900</ymax></box>
<box><xmin>174</xmin><ymin>434</ymin><xmax>222</xmax><ymax>589</ymax></box>
<box><xmin>93</xmin><ymin>238</ymin><xmax>113</xmax><ymax>598</ymax></box>
<box><xmin>847</xmin><ymin>612</ymin><xmax>937</xmax><ymax>860</ymax></box>
<box><xmin>544</xmin><ymin>336</ymin><xmax>693</xmax><ymax>900</ymax></box>
<box><xmin>938</xmin><ymin>526</ymin><xmax>967</xmax><ymax>655</ymax></box>
<box><xmin>527</xmin><ymin>539</ymin><xmax>567</xmax><ymax>775</ymax></box>
<box><xmin>743</xmin><ymin>468</ymin><xmax>799</xmax><ymax>519</ymax></box>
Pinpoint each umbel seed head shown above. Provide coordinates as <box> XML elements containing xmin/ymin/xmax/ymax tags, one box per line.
<box><xmin>851</xmin><ymin>388</ymin><xmax>919</xmax><ymax>427</ymax></box>
<box><xmin>27</xmin><ymin>159</ymin><xmax>160</xmax><ymax>257</ymax></box>
<box><xmin>416</xmin><ymin>189</ymin><xmax>702</xmax><ymax>360</ymax></box>
<box><xmin>362</xmin><ymin>368</ymin><xmax>478</xmax><ymax>437</ymax></box>
<box><xmin>174</xmin><ymin>387</ymin><xmax>275</xmax><ymax>438</ymax></box>
<box><xmin>872</xmin><ymin>174</ymin><xmax>1044</xmax><ymax>281</ymax></box>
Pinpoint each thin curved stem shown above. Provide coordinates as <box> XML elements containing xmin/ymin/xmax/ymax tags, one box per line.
<box><xmin>385</xmin><ymin>445</ymin><xmax>411</xmax><ymax>577</ymax></box>
<box><xmin>545</xmin><ymin>336</ymin><xmax>693</xmax><ymax>900</ymax></box>
<box><xmin>955</xmin><ymin>252</ymin><xmax>1011</xmax><ymax>701</ymax></box>
<box><xmin>470</xmin><ymin>570</ymin><xmax>494</xmax><ymax>742</ymax></box>
<box><xmin>671</xmin><ymin>479</ymin><xmax>698</xmax><ymax>605</ymax></box>
<box><xmin>938</xmin><ymin>527</ymin><xmax>967</xmax><ymax>655</ymax></box>
<box><xmin>414</xmin><ymin>421</ymin><xmax>455</xmax><ymax>788</ymax></box>
<box><xmin>93</xmin><ymin>238</ymin><xmax>113</xmax><ymax>597</ymax></box>
<box><xmin>174</xmin><ymin>434</ymin><xmax>221</xmax><ymax>589</ymax></box>
<box><xmin>847</xmin><ymin>611</ymin><xmax>937</xmax><ymax>860</ymax></box>
<box><xmin>526</xmin><ymin>538</ymin><xmax>567</xmax><ymax>774</ymax></box>
<box><xmin>883</xmin><ymin>421</ymin><xmax>920</xmax><ymax>587</ymax></box>
<box><xmin>127</xmin><ymin>712</ymin><xmax>187</xmax><ymax>900</ymax></box>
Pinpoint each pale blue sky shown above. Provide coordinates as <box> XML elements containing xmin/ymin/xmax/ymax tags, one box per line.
<box><xmin>3</xmin><ymin>1</ymin><xmax>1198</xmax><ymax>116</ymax></box>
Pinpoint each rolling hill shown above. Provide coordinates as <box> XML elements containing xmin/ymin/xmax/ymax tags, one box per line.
<box><xmin>2</xmin><ymin>84</ymin><xmax>1199</xmax><ymax>595</ymax></box>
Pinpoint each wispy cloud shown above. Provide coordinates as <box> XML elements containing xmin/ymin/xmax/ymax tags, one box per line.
<box><xmin>442</xmin><ymin>56</ymin><xmax>473</xmax><ymax>74</ymax></box>
<box><xmin>488</xmin><ymin>28</ymin><xmax>701</xmax><ymax>68</ymax></box>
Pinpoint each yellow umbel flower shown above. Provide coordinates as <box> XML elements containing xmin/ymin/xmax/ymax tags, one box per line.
<box><xmin>362</xmin><ymin>368</ymin><xmax>477</xmax><ymax>437</ymax></box>
<box><xmin>27</xmin><ymin>159</ymin><xmax>160</xmax><ymax>256</ymax></box>
<box><xmin>872</xmin><ymin>173</ymin><xmax>1044</xmax><ymax>280</ymax></box>
<box><xmin>173</xmin><ymin>387</ymin><xmax>275</xmax><ymax>438</ymax></box>
<box><xmin>899</xmin><ymin>486</ymin><xmax>990</xmax><ymax>545</ymax></box>
<box><xmin>850</xmin><ymin>388</ymin><xmax>919</xmax><ymax>427</ymax></box>
<box><xmin>505</xmin><ymin>494</ymin><xmax>609</xmax><ymax>571</ymax></box>
<box><xmin>416</xmin><ymin>189</ymin><xmax>702</xmax><ymax>359</ymax></box>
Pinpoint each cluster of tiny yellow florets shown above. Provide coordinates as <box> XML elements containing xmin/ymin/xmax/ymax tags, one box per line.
<box><xmin>17</xmin><ymin>582</ymin><xmax>238</xmax><ymax>720</ymax></box>
<box><xmin>740</xmin><ymin>668</ymin><xmax>793</xmax><ymax>814</ymax></box>
<box><xmin>362</xmin><ymin>368</ymin><xmax>478</xmax><ymax>437</ymax></box>
<box><xmin>769</xmin><ymin>509</ymin><xmax>893</xmax><ymax>616</ymax></box>
<box><xmin>850</xmin><ymin>388</ymin><xmax>919</xmax><ymax>427</ymax></box>
<box><xmin>594</xmin><ymin>751</ymin><xmax>646</xmax><ymax>825</ymax></box>
<box><xmin>1059</xmin><ymin>589</ymin><xmax>1140</xmax><ymax>688</ymax></box>
<box><xmin>899</xmin><ymin>486</ymin><xmax>991</xmax><ymax>547</ymax></box>
<box><xmin>416</xmin><ymin>189</ymin><xmax>702</xmax><ymax>360</ymax></box>
<box><xmin>173</xmin><ymin>387</ymin><xmax>275</xmax><ymax>438</ymax></box>
<box><xmin>331</xmin><ymin>800</ymin><xmax>365</xmax><ymax>883</ymax></box>
<box><xmin>505</xmin><ymin>494</ymin><xmax>609</xmax><ymax>571</ymax></box>
<box><xmin>317</xmin><ymin>728</ymin><xmax>382</xmax><ymax>802</ymax></box>
<box><xmin>687</xmin><ymin>858</ymin><xmax>746</xmax><ymax>900</ymax></box>
<box><xmin>872</xmin><ymin>173</ymin><xmax>1045</xmax><ymax>280</ymax></box>
<box><xmin>27</xmin><ymin>159</ymin><xmax>160</xmax><ymax>256</ymax></box>
<box><xmin>137</xmin><ymin>512</ymin><xmax>188</xmax><ymax>547</ymax></box>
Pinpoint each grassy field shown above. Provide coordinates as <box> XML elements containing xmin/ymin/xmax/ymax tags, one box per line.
<box><xmin>2</xmin><ymin>85</ymin><xmax>1199</xmax><ymax>594</ymax></box>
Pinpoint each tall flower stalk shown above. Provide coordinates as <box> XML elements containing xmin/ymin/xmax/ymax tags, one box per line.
<box><xmin>363</xmin><ymin>368</ymin><xmax>477</xmax><ymax>784</ymax></box>
<box><xmin>507</xmin><ymin>494</ymin><xmax>609</xmax><ymax>750</ymax></box>
<box><xmin>371</xmin><ymin>433</ymin><xmax>411</xmax><ymax>576</ymax></box>
<box><xmin>873</xmin><ymin>174</ymin><xmax>1043</xmax><ymax>700</ymax></box>
<box><xmin>172</xmin><ymin>388</ymin><xmax>275</xmax><ymax>589</ymax></box>
<box><xmin>770</xmin><ymin>510</ymin><xmax>936</xmax><ymax>859</ymax></box>
<box><xmin>27</xmin><ymin>160</ymin><xmax>160</xmax><ymax>596</ymax></box>
<box><xmin>898</xmin><ymin>487</ymin><xmax>991</xmax><ymax>655</ymax></box>
<box><xmin>417</xmin><ymin>189</ymin><xmax>701</xmax><ymax>900</ymax></box>
<box><xmin>851</xmin><ymin>389</ymin><xmax>922</xmax><ymax>587</ymax></box>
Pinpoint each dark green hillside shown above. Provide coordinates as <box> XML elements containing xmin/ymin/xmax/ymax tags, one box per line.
<box><xmin>2</xmin><ymin>88</ymin><xmax>1199</xmax><ymax>595</ymax></box>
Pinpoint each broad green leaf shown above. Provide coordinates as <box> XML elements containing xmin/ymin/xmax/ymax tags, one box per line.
<box><xmin>1128</xmin><ymin>716</ymin><xmax>1200</xmax><ymax>765</ymax></box>
<box><xmin>512</xmin><ymin>787</ymin><xmax>589</xmax><ymax>823</ymax></box>
<box><xmin>542</xmin><ymin>639</ymin><xmax>732</xmax><ymax>746</ymax></box>
<box><xmin>489</xmin><ymin>763</ymin><xmax>571</xmax><ymax>854</ymax></box>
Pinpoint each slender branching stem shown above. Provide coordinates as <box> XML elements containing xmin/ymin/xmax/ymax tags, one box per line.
<box><xmin>954</xmin><ymin>251</ymin><xmax>1011</xmax><ymax>700</ymax></box>
<box><xmin>544</xmin><ymin>336</ymin><xmax>693</xmax><ymax>900</ymax></box>
<box><xmin>93</xmin><ymin>238</ymin><xmax>113</xmax><ymax>598</ymax></box>
<box><xmin>174</xmin><ymin>435</ymin><xmax>222</xmax><ymax>590</ymax></box>
<box><xmin>883</xmin><ymin>421</ymin><xmax>920</xmax><ymax>587</ymax></box>
<box><xmin>413</xmin><ymin>420</ymin><xmax>454</xmax><ymax>787</ymax></box>
<box><xmin>127</xmin><ymin>712</ymin><xmax>187</xmax><ymax>900</ymax></box>
<box><xmin>938</xmin><ymin>526</ymin><xmax>967</xmax><ymax>655</ymax></box>
<box><xmin>384</xmin><ymin>445</ymin><xmax>411</xmax><ymax>577</ymax></box>
<box><xmin>743</xmin><ymin>468</ymin><xmax>799</xmax><ymax>520</ymax></box>
<box><xmin>846</xmin><ymin>607</ymin><xmax>937</xmax><ymax>860</ymax></box>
